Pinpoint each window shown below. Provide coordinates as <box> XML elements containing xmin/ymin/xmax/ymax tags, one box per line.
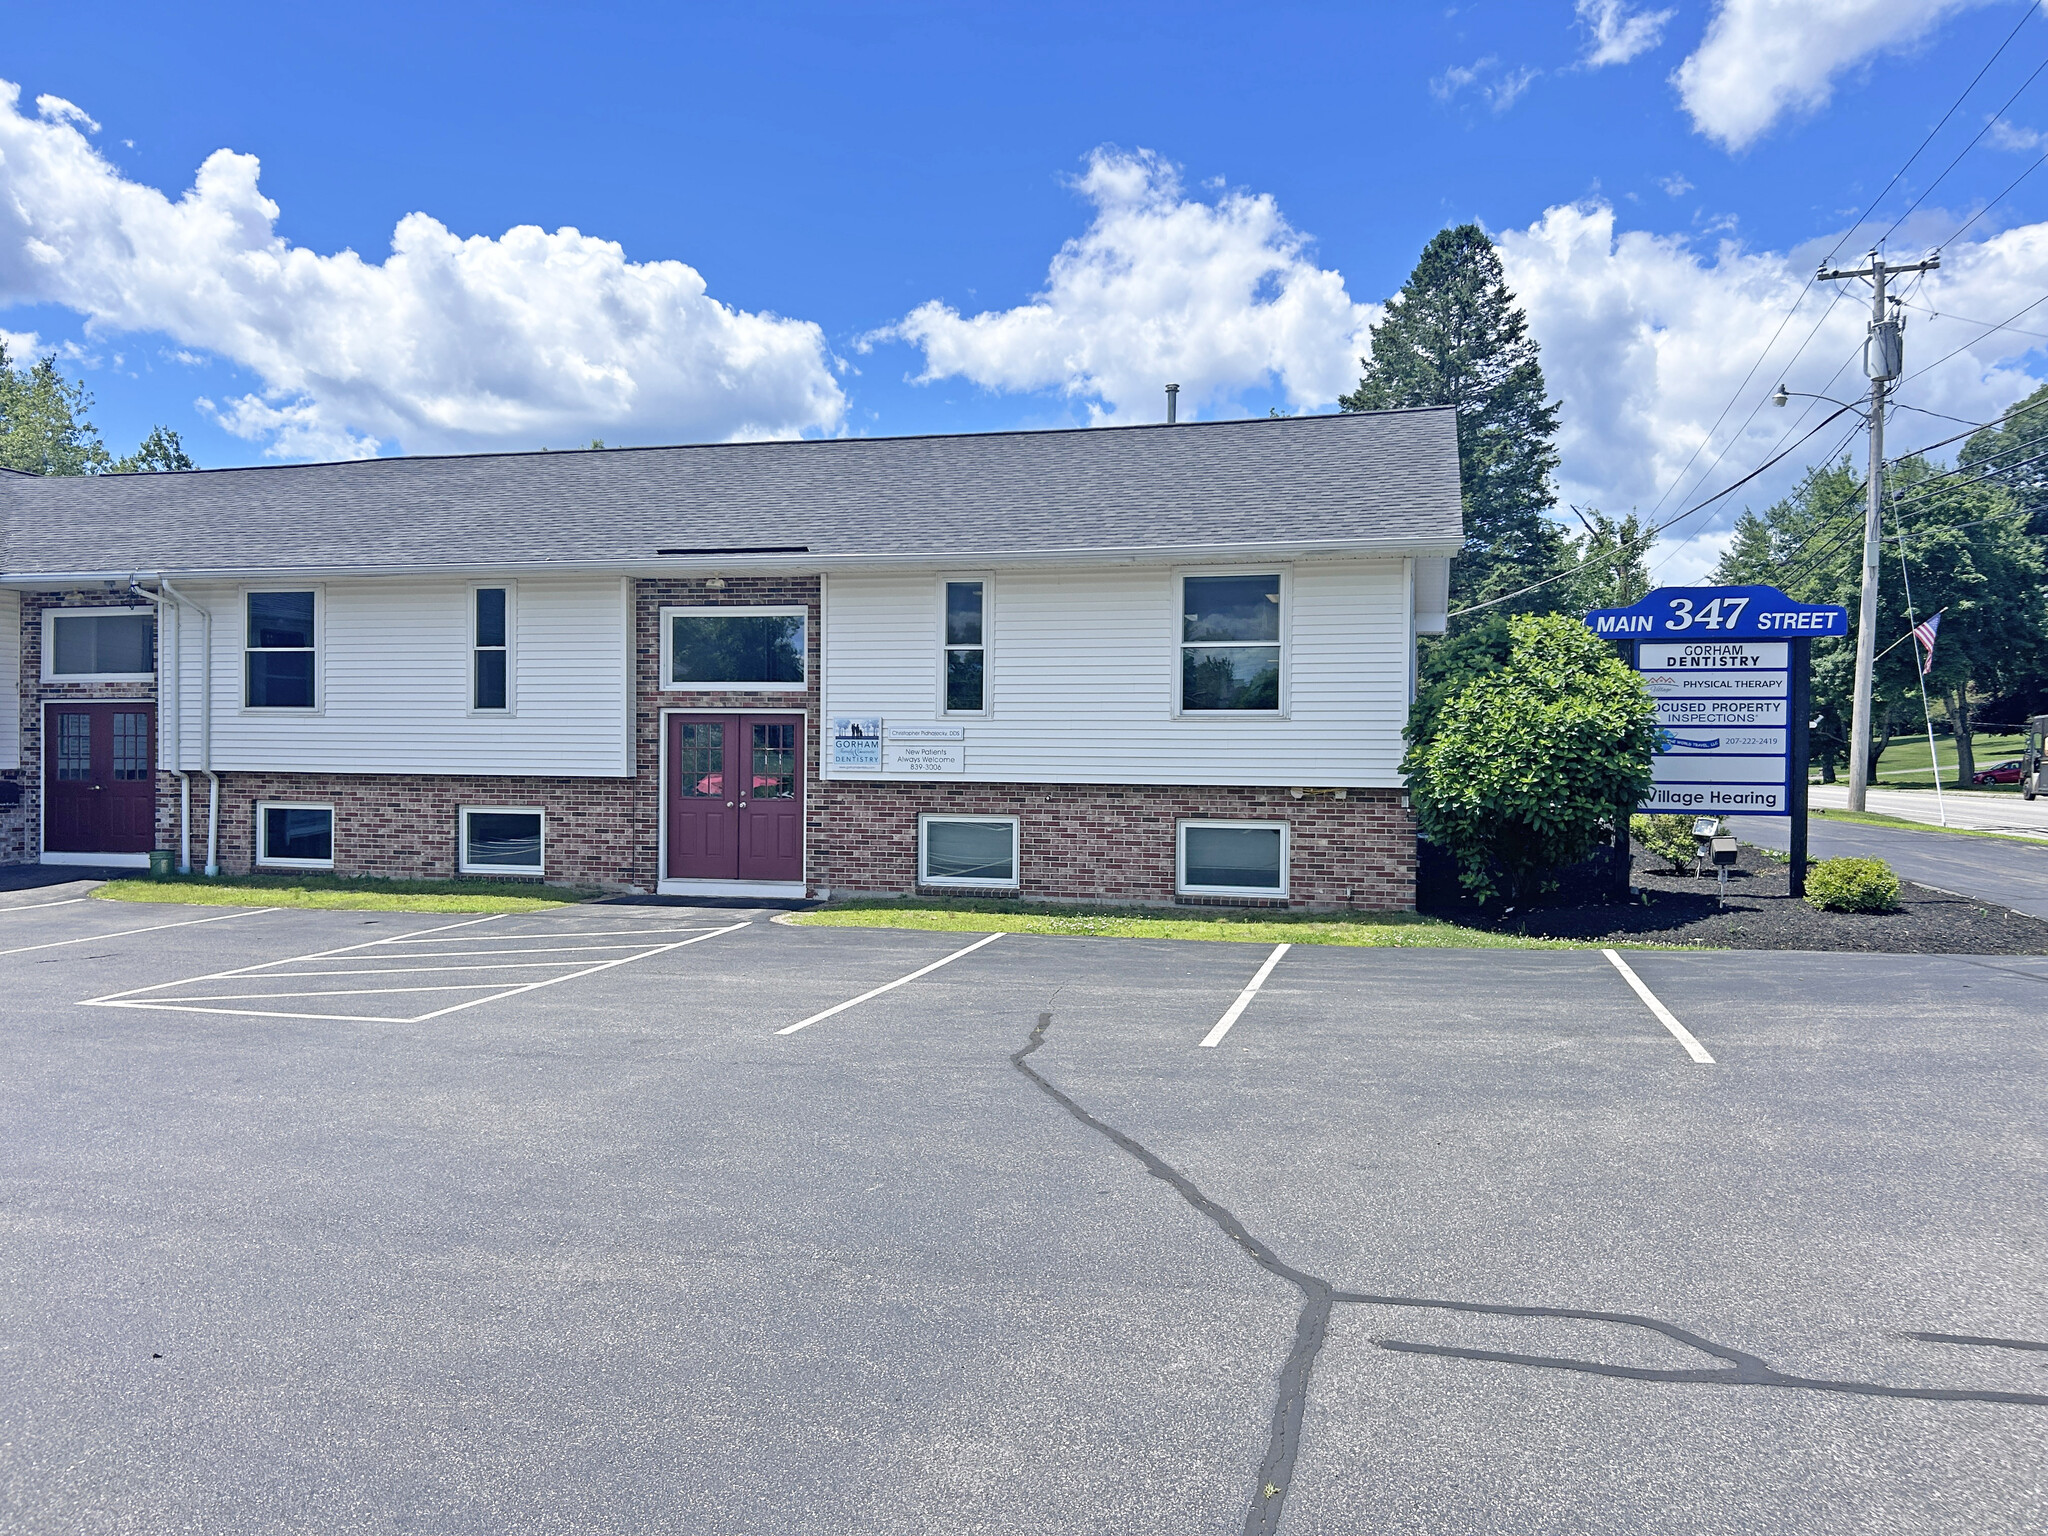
<box><xmin>661</xmin><ymin>607</ymin><xmax>806</xmax><ymax>690</ymax></box>
<box><xmin>473</xmin><ymin>586</ymin><xmax>511</xmax><ymax>711</ymax></box>
<box><xmin>1181</xmin><ymin>573</ymin><xmax>1281</xmax><ymax>712</ymax></box>
<box><xmin>45</xmin><ymin>608</ymin><xmax>155</xmax><ymax>680</ymax></box>
<box><xmin>919</xmin><ymin>815</ymin><xmax>1019</xmax><ymax>888</ymax></box>
<box><xmin>460</xmin><ymin>807</ymin><xmax>544</xmax><ymax>876</ymax></box>
<box><xmin>1178</xmin><ymin>820</ymin><xmax>1287</xmax><ymax>898</ymax></box>
<box><xmin>943</xmin><ymin>580</ymin><xmax>985</xmax><ymax>713</ymax></box>
<box><xmin>112</xmin><ymin>712</ymin><xmax>151</xmax><ymax>780</ymax></box>
<box><xmin>246</xmin><ymin>591</ymin><xmax>317</xmax><ymax>709</ymax></box>
<box><xmin>55</xmin><ymin>714</ymin><xmax>90</xmax><ymax>781</ymax></box>
<box><xmin>257</xmin><ymin>803</ymin><xmax>334</xmax><ymax>868</ymax></box>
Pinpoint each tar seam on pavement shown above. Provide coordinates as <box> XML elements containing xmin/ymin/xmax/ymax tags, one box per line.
<box><xmin>1007</xmin><ymin>1012</ymin><xmax>2048</xmax><ymax>1536</ymax></box>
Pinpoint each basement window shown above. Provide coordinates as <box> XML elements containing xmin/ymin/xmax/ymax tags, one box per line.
<box><xmin>1177</xmin><ymin>820</ymin><xmax>1287</xmax><ymax>898</ymax></box>
<box><xmin>461</xmin><ymin>807</ymin><xmax>544</xmax><ymax>876</ymax></box>
<box><xmin>919</xmin><ymin>814</ymin><xmax>1019</xmax><ymax>889</ymax></box>
<box><xmin>257</xmin><ymin>803</ymin><xmax>334</xmax><ymax>869</ymax></box>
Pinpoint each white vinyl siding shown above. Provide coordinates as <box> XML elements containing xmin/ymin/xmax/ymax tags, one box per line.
<box><xmin>165</xmin><ymin>575</ymin><xmax>632</xmax><ymax>776</ymax></box>
<box><xmin>823</xmin><ymin>559</ymin><xmax>1410</xmax><ymax>787</ymax></box>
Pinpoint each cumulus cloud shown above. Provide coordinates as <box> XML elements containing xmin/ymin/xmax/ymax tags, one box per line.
<box><xmin>1577</xmin><ymin>0</ymin><xmax>1675</xmax><ymax>67</ymax></box>
<box><xmin>0</xmin><ymin>80</ymin><xmax>845</xmax><ymax>457</ymax></box>
<box><xmin>1674</xmin><ymin>0</ymin><xmax>1995</xmax><ymax>151</ymax></box>
<box><xmin>877</xmin><ymin>149</ymin><xmax>1379</xmax><ymax>423</ymax></box>
<box><xmin>1496</xmin><ymin>201</ymin><xmax>2048</xmax><ymax>574</ymax></box>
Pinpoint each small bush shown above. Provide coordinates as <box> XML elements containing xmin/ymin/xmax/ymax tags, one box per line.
<box><xmin>1804</xmin><ymin>857</ymin><xmax>1901</xmax><ymax>913</ymax></box>
<box><xmin>1631</xmin><ymin>814</ymin><xmax>1706</xmax><ymax>873</ymax></box>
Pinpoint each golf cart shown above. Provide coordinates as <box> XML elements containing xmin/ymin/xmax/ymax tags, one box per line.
<box><xmin>2025</xmin><ymin>715</ymin><xmax>2048</xmax><ymax>801</ymax></box>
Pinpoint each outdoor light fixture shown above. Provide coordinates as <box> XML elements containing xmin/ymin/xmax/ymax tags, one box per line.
<box><xmin>1771</xmin><ymin>383</ymin><xmax>1789</xmax><ymax>407</ymax></box>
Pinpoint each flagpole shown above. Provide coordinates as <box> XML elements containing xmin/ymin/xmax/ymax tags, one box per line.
<box><xmin>1897</xmin><ymin>527</ymin><xmax>1946</xmax><ymax>827</ymax></box>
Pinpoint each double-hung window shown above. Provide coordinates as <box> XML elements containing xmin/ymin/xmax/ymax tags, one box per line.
<box><xmin>473</xmin><ymin>586</ymin><xmax>511</xmax><ymax>711</ymax></box>
<box><xmin>1180</xmin><ymin>573</ymin><xmax>1282</xmax><ymax>712</ymax></box>
<box><xmin>943</xmin><ymin>579</ymin><xmax>986</xmax><ymax>713</ymax></box>
<box><xmin>246</xmin><ymin>591</ymin><xmax>317</xmax><ymax>709</ymax></box>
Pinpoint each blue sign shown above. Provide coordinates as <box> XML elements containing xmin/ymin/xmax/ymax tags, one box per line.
<box><xmin>1585</xmin><ymin>585</ymin><xmax>1848</xmax><ymax>639</ymax></box>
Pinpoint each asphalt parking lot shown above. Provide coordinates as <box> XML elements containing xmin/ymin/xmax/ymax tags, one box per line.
<box><xmin>4</xmin><ymin>899</ymin><xmax>2044</xmax><ymax>1534</ymax></box>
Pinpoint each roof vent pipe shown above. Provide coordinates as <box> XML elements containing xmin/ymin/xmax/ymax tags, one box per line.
<box><xmin>1165</xmin><ymin>383</ymin><xmax>1179</xmax><ymax>424</ymax></box>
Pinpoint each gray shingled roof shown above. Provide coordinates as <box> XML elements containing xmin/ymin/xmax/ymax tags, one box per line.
<box><xmin>0</xmin><ymin>408</ymin><xmax>1461</xmax><ymax>578</ymax></box>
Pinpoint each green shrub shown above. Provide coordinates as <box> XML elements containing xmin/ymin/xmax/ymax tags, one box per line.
<box><xmin>1631</xmin><ymin>814</ymin><xmax>1705</xmax><ymax>873</ymax></box>
<box><xmin>1804</xmin><ymin>857</ymin><xmax>1902</xmax><ymax>913</ymax></box>
<box><xmin>1407</xmin><ymin>613</ymin><xmax>1659</xmax><ymax>902</ymax></box>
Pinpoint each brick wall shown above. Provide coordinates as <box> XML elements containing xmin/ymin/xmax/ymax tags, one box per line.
<box><xmin>20</xmin><ymin>587</ymin><xmax>159</xmax><ymax>864</ymax></box>
<box><xmin>808</xmin><ymin>780</ymin><xmax>1415</xmax><ymax>909</ymax></box>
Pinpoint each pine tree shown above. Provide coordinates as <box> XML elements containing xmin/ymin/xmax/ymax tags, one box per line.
<box><xmin>1341</xmin><ymin>224</ymin><xmax>1565</xmax><ymax>608</ymax></box>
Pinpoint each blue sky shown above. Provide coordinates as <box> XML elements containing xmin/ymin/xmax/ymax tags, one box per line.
<box><xmin>4</xmin><ymin>1</ymin><xmax>2048</xmax><ymax>577</ymax></box>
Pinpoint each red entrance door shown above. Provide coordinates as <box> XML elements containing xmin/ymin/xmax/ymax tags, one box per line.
<box><xmin>45</xmin><ymin>704</ymin><xmax>156</xmax><ymax>856</ymax></box>
<box><xmin>665</xmin><ymin>714</ymin><xmax>804</xmax><ymax>883</ymax></box>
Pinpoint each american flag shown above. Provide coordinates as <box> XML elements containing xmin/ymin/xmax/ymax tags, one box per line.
<box><xmin>1912</xmin><ymin>610</ymin><xmax>1942</xmax><ymax>676</ymax></box>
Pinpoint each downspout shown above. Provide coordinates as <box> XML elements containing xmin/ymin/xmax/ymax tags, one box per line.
<box><xmin>160</xmin><ymin>578</ymin><xmax>219</xmax><ymax>876</ymax></box>
<box><xmin>127</xmin><ymin>577</ymin><xmax>191</xmax><ymax>873</ymax></box>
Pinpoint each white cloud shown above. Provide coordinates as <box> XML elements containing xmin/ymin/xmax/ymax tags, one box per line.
<box><xmin>34</xmin><ymin>94</ymin><xmax>97</xmax><ymax>133</ymax></box>
<box><xmin>877</xmin><ymin>149</ymin><xmax>1379</xmax><ymax>423</ymax></box>
<box><xmin>1578</xmin><ymin>0</ymin><xmax>1675</xmax><ymax>67</ymax></box>
<box><xmin>1674</xmin><ymin>0</ymin><xmax>1995</xmax><ymax>151</ymax></box>
<box><xmin>1494</xmin><ymin>201</ymin><xmax>2048</xmax><ymax>574</ymax></box>
<box><xmin>1658</xmin><ymin>173</ymin><xmax>1694</xmax><ymax>196</ymax></box>
<box><xmin>0</xmin><ymin>79</ymin><xmax>845</xmax><ymax>457</ymax></box>
<box><xmin>1432</xmin><ymin>56</ymin><xmax>1540</xmax><ymax>112</ymax></box>
<box><xmin>1987</xmin><ymin>117</ymin><xmax>2046</xmax><ymax>151</ymax></box>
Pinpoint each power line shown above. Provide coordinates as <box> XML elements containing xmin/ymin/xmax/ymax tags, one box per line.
<box><xmin>1874</xmin><ymin>44</ymin><xmax>2048</xmax><ymax>248</ymax></box>
<box><xmin>1898</xmin><ymin>288</ymin><xmax>2048</xmax><ymax>382</ymax></box>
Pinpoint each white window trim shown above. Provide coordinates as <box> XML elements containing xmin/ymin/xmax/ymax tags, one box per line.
<box><xmin>937</xmin><ymin>573</ymin><xmax>993</xmax><ymax>718</ymax></box>
<box><xmin>255</xmin><ymin>800</ymin><xmax>335</xmax><ymax>870</ymax></box>
<box><xmin>459</xmin><ymin>805</ymin><xmax>546</xmax><ymax>877</ymax></box>
<box><xmin>659</xmin><ymin>604</ymin><xmax>809</xmax><ymax>693</ymax></box>
<box><xmin>241</xmin><ymin>586</ymin><xmax>324</xmax><ymax>715</ymax></box>
<box><xmin>1172</xmin><ymin>565</ymin><xmax>1290</xmax><ymax>719</ymax></box>
<box><xmin>40</xmin><ymin>605</ymin><xmax>158</xmax><ymax>683</ymax></box>
<box><xmin>918</xmin><ymin>813</ymin><xmax>1021</xmax><ymax>889</ymax></box>
<box><xmin>1176</xmin><ymin>818</ymin><xmax>1289</xmax><ymax>899</ymax></box>
<box><xmin>468</xmin><ymin>581</ymin><xmax>517</xmax><ymax>717</ymax></box>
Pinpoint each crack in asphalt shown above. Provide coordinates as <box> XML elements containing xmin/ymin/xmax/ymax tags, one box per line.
<box><xmin>1008</xmin><ymin>1011</ymin><xmax>2048</xmax><ymax>1536</ymax></box>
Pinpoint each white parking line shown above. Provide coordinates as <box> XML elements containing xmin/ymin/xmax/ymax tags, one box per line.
<box><xmin>79</xmin><ymin>915</ymin><xmax>506</xmax><ymax>1003</ymax></box>
<box><xmin>80</xmin><ymin>919</ymin><xmax>749</xmax><ymax>1023</ymax></box>
<box><xmin>0</xmin><ymin>898</ymin><xmax>90</xmax><ymax>915</ymax></box>
<box><xmin>777</xmin><ymin>931</ymin><xmax>1006</xmax><ymax>1035</ymax></box>
<box><xmin>1199</xmin><ymin>942</ymin><xmax>1292</xmax><ymax>1048</ymax></box>
<box><xmin>0</xmin><ymin>906</ymin><xmax>275</xmax><ymax>959</ymax></box>
<box><xmin>1602</xmin><ymin>949</ymin><xmax>1715</xmax><ymax>1064</ymax></box>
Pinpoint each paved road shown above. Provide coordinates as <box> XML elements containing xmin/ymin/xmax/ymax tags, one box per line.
<box><xmin>3</xmin><ymin>899</ymin><xmax>2043</xmax><ymax>1534</ymax></box>
<box><xmin>1808</xmin><ymin>783</ymin><xmax>2048</xmax><ymax>840</ymax></box>
<box><xmin>1734</xmin><ymin>813</ymin><xmax>2048</xmax><ymax>920</ymax></box>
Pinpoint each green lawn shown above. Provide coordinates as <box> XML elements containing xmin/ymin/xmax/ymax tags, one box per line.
<box><xmin>790</xmin><ymin>896</ymin><xmax>1614</xmax><ymax>949</ymax></box>
<box><xmin>1863</xmin><ymin>730</ymin><xmax>2027</xmax><ymax>791</ymax></box>
<box><xmin>1808</xmin><ymin>808</ymin><xmax>2048</xmax><ymax>847</ymax></box>
<box><xmin>95</xmin><ymin>872</ymin><xmax>595</xmax><ymax>914</ymax></box>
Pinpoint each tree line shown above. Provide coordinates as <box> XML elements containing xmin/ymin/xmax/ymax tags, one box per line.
<box><xmin>0</xmin><ymin>343</ymin><xmax>195</xmax><ymax>476</ymax></box>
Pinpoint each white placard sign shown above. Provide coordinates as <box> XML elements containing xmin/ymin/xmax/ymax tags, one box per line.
<box><xmin>884</xmin><ymin>740</ymin><xmax>965</xmax><ymax>774</ymax></box>
<box><xmin>1641</xmin><ymin>671</ymin><xmax>1790</xmax><ymax>698</ymax></box>
<box><xmin>888</xmin><ymin>724</ymin><xmax>966</xmax><ymax>741</ymax></box>
<box><xmin>1641</xmin><ymin>781</ymin><xmax>1787</xmax><ymax>813</ymax></box>
<box><xmin>1655</xmin><ymin>699</ymin><xmax>1787</xmax><ymax>727</ymax></box>
<box><xmin>1637</xmin><ymin>641</ymin><xmax>1788</xmax><ymax>670</ymax></box>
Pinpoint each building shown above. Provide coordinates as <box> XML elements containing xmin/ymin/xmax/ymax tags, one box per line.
<box><xmin>0</xmin><ymin>408</ymin><xmax>1460</xmax><ymax>907</ymax></box>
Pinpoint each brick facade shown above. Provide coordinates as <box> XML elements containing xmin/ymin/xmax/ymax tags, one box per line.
<box><xmin>808</xmin><ymin>781</ymin><xmax>1414</xmax><ymax>909</ymax></box>
<box><xmin>13</xmin><ymin>574</ymin><xmax>1419</xmax><ymax>907</ymax></box>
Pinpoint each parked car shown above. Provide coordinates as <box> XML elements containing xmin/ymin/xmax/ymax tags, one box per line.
<box><xmin>1973</xmin><ymin>759</ymin><xmax>2025</xmax><ymax>785</ymax></box>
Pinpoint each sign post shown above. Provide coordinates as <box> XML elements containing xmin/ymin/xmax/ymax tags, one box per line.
<box><xmin>1584</xmin><ymin>586</ymin><xmax>1847</xmax><ymax>898</ymax></box>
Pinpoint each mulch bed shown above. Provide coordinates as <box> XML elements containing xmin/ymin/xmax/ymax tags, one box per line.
<box><xmin>1419</xmin><ymin>841</ymin><xmax>2048</xmax><ymax>954</ymax></box>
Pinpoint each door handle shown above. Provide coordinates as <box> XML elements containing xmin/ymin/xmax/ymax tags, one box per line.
<box><xmin>726</xmin><ymin>801</ymin><xmax>735</xmax><ymax>808</ymax></box>
<box><xmin>739</xmin><ymin>801</ymin><xmax>748</xmax><ymax>808</ymax></box>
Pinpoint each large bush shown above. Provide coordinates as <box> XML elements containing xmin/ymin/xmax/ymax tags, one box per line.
<box><xmin>1804</xmin><ymin>857</ymin><xmax>1901</xmax><ymax>913</ymax></box>
<box><xmin>1407</xmin><ymin>613</ymin><xmax>1659</xmax><ymax>901</ymax></box>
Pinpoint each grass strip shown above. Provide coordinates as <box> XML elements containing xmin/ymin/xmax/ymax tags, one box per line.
<box><xmin>791</xmin><ymin>896</ymin><xmax>1624</xmax><ymax>949</ymax></box>
<box><xmin>1809</xmin><ymin>809</ymin><xmax>2048</xmax><ymax>848</ymax></box>
<box><xmin>94</xmin><ymin>872</ymin><xmax>594</xmax><ymax>913</ymax></box>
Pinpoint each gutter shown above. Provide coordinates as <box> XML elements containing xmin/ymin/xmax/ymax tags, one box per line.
<box><xmin>134</xmin><ymin>576</ymin><xmax>219</xmax><ymax>876</ymax></box>
<box><xmin>0</xmin><ymin>538</ymin><xmax>1464</xmax><ymax>587</ymax></box>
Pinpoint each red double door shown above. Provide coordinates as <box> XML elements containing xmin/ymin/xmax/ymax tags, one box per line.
<box><xmin>46</xmin><ymin>703</ymin><xmax>157</xmax><ymax>856</ymax></box>
<box><xmin>665</xmin><ymin>714</ymin><xmax>804</xmax><ymax>883</ymax></box>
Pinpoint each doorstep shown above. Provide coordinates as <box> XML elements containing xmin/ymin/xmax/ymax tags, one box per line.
<box><xmin>656</xmin><ymin>878</ymin><xmax>808</xmax><ymax>898</ymax></box>
<box><xmin>40</xmin><ymin>852</ymin><xmax>151</xmax><ymax>869</ymax></box>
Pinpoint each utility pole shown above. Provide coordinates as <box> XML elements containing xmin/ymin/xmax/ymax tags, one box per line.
<box><xmin>1816</xmin><ymin>248</ymin><xmax>1939</xmax><ymax>812</ymax></box>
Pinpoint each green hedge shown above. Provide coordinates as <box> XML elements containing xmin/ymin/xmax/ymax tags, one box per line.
<box><xmin>1804</xmin><ymin>857</ymin><xmax>1901</xmax><ymax>913</ymax></box>
<box><xmin>1630</xmin><ymin>814</ymin><xmax>1706</xmax><ymax>873</ymax></box>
